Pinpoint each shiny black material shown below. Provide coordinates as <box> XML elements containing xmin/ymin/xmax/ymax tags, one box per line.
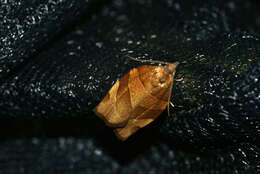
<box><xmin>0</xmin><ymin>0</ymin><xmax>260</xmax><ymax>173</ymax></box>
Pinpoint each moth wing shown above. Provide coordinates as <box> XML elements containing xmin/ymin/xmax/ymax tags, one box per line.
<box><xmin>94</xmin><ymin>66</ymin><xmax>152</xmax><ymax>127</ymax></box>
<box><xmin>114</xmin><ymin>74</ymin><xmax>173</xmax><ymax>141</ymax></box>
<box><xmin>93</xmin><ymin>72</ymin><xmax>131</xmax><ymax>127</ymax></box>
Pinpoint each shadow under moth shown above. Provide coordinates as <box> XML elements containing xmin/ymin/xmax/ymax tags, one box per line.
<box><xmin>94</xmin><ymin>56</ymin><xmax>180</xmax><ymax>141</ymax></box>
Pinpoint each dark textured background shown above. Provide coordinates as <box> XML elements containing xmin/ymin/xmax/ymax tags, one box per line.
<box><xmin>0</xmin><ymin>0</ymin><xmax>260</xmax><ymax>173</ymax></box>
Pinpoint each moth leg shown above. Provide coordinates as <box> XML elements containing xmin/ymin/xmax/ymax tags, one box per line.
<box><xmin>170</xmin><ymin>102</ymin><xmax>175</xmax><ymax>108</ymax></box>
<box><xmin>175</xmin><ymin>77</ymin><xmax>183</xmax><ymax>82</ymax></box>
<box><xmin>167</xmin><ymin>102</ymin><xmax>170</xmax><ymax>116</ymax></box>
<box><xmin>167</xmin><ymin>102</ymin><xmax>175</xmax><ymax>116</ymax></box>
<box><xmin>168</xmin><ymin>101</ymin><xmax>179</xmax><ymax>121</ymax></box>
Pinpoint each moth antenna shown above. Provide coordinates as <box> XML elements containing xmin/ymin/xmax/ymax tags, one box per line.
<box><xmin>127</xmin><ymin>55</ymin><xmax>172</xmax><ymax>65</ymax></box>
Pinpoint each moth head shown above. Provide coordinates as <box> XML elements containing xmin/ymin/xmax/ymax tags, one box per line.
<box><xmin>165</xmin><ymin>62</ymin><xmax>179</xmax><ymax>77</ymax></box>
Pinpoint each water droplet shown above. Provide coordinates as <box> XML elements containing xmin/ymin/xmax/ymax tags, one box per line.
<box><xmin>127</xmin><ymin>40</ymin><xmax>133</xmax><ymax>44</ymax></box>
<box><xmin>150</xmin><ymin>34</ymin><xmax>157</xmax><ymax>39</ymax></box>
<box><xmin>95</xmin><ymin>42</ymin><xmax>103</xmax><ymax>48</ymax></box>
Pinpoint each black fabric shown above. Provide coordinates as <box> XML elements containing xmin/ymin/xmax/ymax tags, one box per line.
<box><xmin>0</xmin><ymin>0</ymin><xmax>260</xmax><ymax>173</ymax></box>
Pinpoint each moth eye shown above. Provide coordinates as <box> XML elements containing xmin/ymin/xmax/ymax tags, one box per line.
<box><xmin>159</xmin><ymin>78</ymin><xmax>166</xmax><ymax>84</ymax></box>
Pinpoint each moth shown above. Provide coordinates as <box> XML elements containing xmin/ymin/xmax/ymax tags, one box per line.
<box><xmin>94</xmin><ymin>56</ymin><xmax>180</xmax><ymax>141</ymax></box>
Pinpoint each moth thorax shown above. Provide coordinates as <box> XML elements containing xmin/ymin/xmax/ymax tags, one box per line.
<box><xmin>151</xmin><ymin>66</ymin><xmax>171</xmax><ymax>87</ymax></box>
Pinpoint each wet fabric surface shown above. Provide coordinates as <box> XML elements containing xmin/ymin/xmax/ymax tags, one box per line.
<box><xmin>0</xmin><ymin>0</ymin><xmax>260</xmax><ymax>173</ymax></box>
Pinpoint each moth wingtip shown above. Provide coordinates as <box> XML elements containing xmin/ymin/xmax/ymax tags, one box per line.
<box><xmin>92</xmin><ymin>107</ymin><xmax>99</xmax><ymax>116</ymax></box>
<box><xmin>106</xmin><ymin>119</ymin><xmax>128</xmax><ymax>128</ymax></box>
<box><xmin>93</xmin><ymin>107</ymin><xmax>102</xmax><ymax>122</ymax></box>
<box><xmin>93</xmin><ymin>106</ymin><xmax>107</xmax><ymax>123</ymax></box>
<box><xmin>113</xmin><ymin>129</ymin><xmax>129</xmax><ymax>141</ymax></box>
<box><xmin>93</xmin><ymin>107</ymin><xmax>128</xmax><ymax>128</ymax></box>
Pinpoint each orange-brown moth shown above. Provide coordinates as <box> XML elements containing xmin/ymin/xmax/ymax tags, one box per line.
<box><xmin>94</xmin><ymin>56</ymin><xmax>180</xmax><ymax>141</ymax></box>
